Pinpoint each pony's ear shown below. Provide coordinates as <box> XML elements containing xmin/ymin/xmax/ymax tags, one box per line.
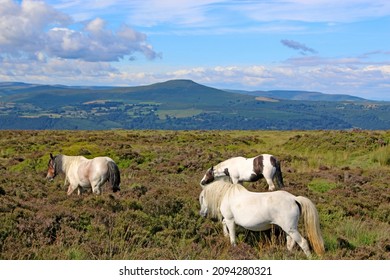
<box><xmin>211</xmin><ymin>166</ymin><xmax>214</xmax><ymax>171</ymax></box>
<box><xmin>50</xmin><ymin>153</ymin><xmax>54</xmax><ymax>159</ymax></box>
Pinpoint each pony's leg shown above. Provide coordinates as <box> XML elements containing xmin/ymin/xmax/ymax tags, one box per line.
<box><xmin>224</xmin><ymin>219</ymin><xmax>236</xmax><ymax>245</ymax></box>
<box><xmin>67</xmin><ymin>184</ymin><xmax>77</xmax><ymax>196</ymax></box>
<box><xmin>265</xmin><ymin>177</ymin><xmax>276</xmax><ymax>191</ymax></box>
<box><xmin>92</xmin><ymin>180</ymin><xmax>103</xmax><ymax>195</ymax></box>
<box><xmin>286</xmin><ymin>235</ymin><xmax>296</xmax><ymax>251</ymax></box>
<box><xmin>92</xmin><ymin>185</ymin><xmax>101</xmax><ymax>195</ymax></box>
<box><xmin>77</xmin><ymin>187</ymin><xmax>85</xmax><ymax>195</ymax></box>
<box><xmin>263</xmin><ymin>167</ymin><xmax>277</xmax><ymax>190</ymax></box>
<box><xmin>63</xmin><ymin>177</ymin><xmax>69</xmax><ymax>190</ymax></box>
<box><xmin>91</xmin><ymin>177</ymin><xmax>105</xmax><ymax>195</ymax></box>
<box><xmin>222</xmin><ymin>219</ymin><xmax>229</xmax><ymax>237</ymax></box>
<box><xmin>287</xmin><ymin>229</ymin><xmax>311</xmax><ymax>257</ymax></box>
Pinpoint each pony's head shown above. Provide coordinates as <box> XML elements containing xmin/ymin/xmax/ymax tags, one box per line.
<box><xmin>46</xmin><ymin>153</ymin><xmax>60</xmax><ymax>180</ymax></box>
<box><xmin>200</xmin><ymin>166</ymin><xmax>215</xmax><ymax>187</ymax></box>
<box><xmin>199</xmin><ymin>181</ymin><xmax>237</xmax><ymax>220</ymax></box>
<box><xmin>200</xmin><ymin>166</ymin><xmax>231</xmax><ymax>187</ymax></box>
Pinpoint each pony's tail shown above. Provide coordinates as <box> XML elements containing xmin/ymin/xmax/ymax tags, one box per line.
<box><xmin>107</xmin><ymin>161</ymin><xmax>121</xmax><ymax>193</ymax></box>
<box><xmin>295</xmin><ymin>196</ymin><xmax>325</xmax><ymax>256</ymax></box>
<box><xmin>274</xmin><ymin>159</ymin><xmax>284</xmax><ymax>188</ymax></box>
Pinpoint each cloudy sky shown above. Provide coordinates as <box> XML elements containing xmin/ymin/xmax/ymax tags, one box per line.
<box><xmin>0</xmin><ymin>0</ymin><xmax>389</xmax><ymax>100</ymax></box>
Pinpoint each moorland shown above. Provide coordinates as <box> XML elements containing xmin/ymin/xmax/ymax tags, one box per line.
<box><xmin>0</xmin><ymin>129</ymin><xmax>389</xmax><ymax>260</ymax></box>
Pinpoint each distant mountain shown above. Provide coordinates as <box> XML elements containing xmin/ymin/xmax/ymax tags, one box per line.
<box><xmin>111</xmin><ymin>79</ymin><xmax>249</xmax><ymax>104</ymax></box>
<box><xmin>0</xmin><ymin>79</ymin><xmax>389</xmax><ymax>130</ymax></box>
<box><xmin>0</xmin><ymin>79</ymin><xmax>246</xmax><ymax>103</ymax></box>
<box><xmin>226</xmin><ymin>89</ymin><xmax>367</xmax><ymax>102</ymax></box>
<box><xmin>1</xmin><ymin>80</ymin><xmax>366</xmax><ymax>102</ymax></box>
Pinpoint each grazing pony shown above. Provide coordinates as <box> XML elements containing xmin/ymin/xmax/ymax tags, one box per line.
<box><xmin>200</xmin><ymin>154</ymin><xmax>284</xmax><ymax>191</ymax></box>
<box><xmin>199</xmin><ymin>181</ymin><xmax>325</xmax><ymax>258</ymax></box>
<box><xmin>46</xmin><ymin>153</ymin><xmax>120</xmax><ymax>195</ymax></box>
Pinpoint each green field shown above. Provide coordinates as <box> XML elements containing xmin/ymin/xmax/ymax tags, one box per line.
<box><xmin>0</xmin><ymin>130</ymin><xmax>389</xmax><ymax>259</ymax></box>
<box><xmin>157</xmin><ymin>109</ymin><xmax>204</xmax><ymax>119</ymax></box>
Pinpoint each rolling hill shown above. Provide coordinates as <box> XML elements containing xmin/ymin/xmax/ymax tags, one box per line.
<box><xmin>0</xmin><ymin>80</ymin><xmax>251</xmax><ymax>108</ymax></box>
<box><xmin>0</xmin><ymin>80</ymin><xmax>367</xmax><ymax>102</ymax></box>
<box><xmin>0</xmin><ymin>80</ymin><xmax>389</xmax><ymax>130</ymax></box>
<box><xmin>227</xmin><ymin>89</ymin><xmax>366</xmax><ymax>102</ymax></box>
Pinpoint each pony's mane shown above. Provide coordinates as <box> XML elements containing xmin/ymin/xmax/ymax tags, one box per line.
<box><xmin>56</xmin><ymin>154</ymin><xmax>86</xmax><ymax>173</ymax></box>
<box><xmin>53</xmin><ymin>154</ymin><xmax>64</xmax><ymax>175</ymax></box>
<box><xmin>203</xmin><ymin>181</ymin><xmax>245</xmax><ymax>220</ymax></box>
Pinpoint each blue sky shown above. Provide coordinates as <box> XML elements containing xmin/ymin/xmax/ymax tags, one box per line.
<box><xmin>1</xmin><ymin>0</ymin><xmax>389</xmax><ymax>100</ymax></box>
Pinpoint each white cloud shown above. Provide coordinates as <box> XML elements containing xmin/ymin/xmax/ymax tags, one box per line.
<box><xmin>47</xmin><ymin>0</ymin><xmax>390</xmax><ymax>31</ymax></box>
<box><xmin>0</xmin><ymin>0</ymin><xmax>160</xmax><ymax>62</ymax></box>
<box><xmin>0</xmin><ymin>0</ymin><xmax>70</xmax><ymax>54</ymax></box>
<box><xmin>234</xmin><ymin>0</ymin><xmax>390</xmax><ymax>23</ymax></box>
<box><xmin>44</xmin><ymin>20</ymin><xmax>160</xmax><ymax>62</ymax></box>
<box><xmin>0</xmin><ymin>55</ymin><xmax>121</xmax><ymax>86</ymax></box>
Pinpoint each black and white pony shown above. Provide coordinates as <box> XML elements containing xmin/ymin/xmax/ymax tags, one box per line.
<box><xmin>200</xmin><ymin>154</ymin><xmax>284</xmax><ymax>191</ymax></box>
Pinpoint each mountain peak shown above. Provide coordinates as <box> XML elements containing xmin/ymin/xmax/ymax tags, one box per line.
<box><xmin>149</xmin><ymin>79</ymin><xmax>204</xmax><ymax>88</ymax></box>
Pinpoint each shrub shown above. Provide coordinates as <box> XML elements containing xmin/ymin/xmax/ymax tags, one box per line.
<box><xmin>371</xmin><ymin>145</ymin><xmax>390</xmax><ymax>166</ymax></box>
<box><xmin>308</xmin><ymin>179</ymin><xmax>338</xmax><ymax>193</ymax></box>
<box><xmin>1</xmin><ymin>129</ymin><xmax>389</xmax><ymax>260</ymax></box>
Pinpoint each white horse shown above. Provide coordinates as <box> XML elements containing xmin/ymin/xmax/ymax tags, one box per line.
<box><xmin>199</xmin><ymin>181</ymin><xmax>325</xmax><ymax>258</ymax></box>
<box><xmin>46</xmin><ymin>153</ymin><xmax>120</xmax><ymax>195</ymax></box>
<box><xmin>200</xmin><ymin>154</ymin><xmax>284</xmax><ymax>191</ymax></box>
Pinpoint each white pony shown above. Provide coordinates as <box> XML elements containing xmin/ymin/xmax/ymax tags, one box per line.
<box><xmin>199</xmin><ymin>181</ymin><xmax>325</xmax><ymax>257</ymax></box>
<box><xmin>46</xmin><ymin>153</ymin><xmax>120</xmax><ymax>195</ymax></box>
<box><xmin>200</xmin><ymin>154</ymin><xmax>284</xmax><ymax>191</ymax></box>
